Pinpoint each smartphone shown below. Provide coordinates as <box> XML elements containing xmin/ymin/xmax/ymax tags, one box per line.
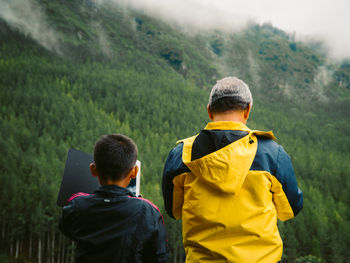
<box><xmin>126</xmin><ymin>160</ymin><xmax>141</xmax><ymax>197</ymax></box>
<box><xmin>135</xmin><ymin>160</ymin><xmax>141</xmax><ymax>197</ymax></box>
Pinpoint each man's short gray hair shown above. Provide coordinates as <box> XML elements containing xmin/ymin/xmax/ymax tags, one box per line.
<box><xmin>208</xmin><ymin>77</ymin><xmax>253</xmax><ymax>110</ymax></box>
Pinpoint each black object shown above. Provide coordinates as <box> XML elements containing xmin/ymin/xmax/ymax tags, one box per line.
<box><xmin>57</xmin><ymin>148</ymin><xmax>136</xmax><ymax>206</ymax></box>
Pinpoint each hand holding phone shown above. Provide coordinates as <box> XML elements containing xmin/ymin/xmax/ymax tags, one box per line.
<box><xmin>135</xmin><ymin>160</ymin><xmax>141</xmax><ymax>197</ymax></box>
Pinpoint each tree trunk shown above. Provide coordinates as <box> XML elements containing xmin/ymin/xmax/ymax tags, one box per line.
<box><xmin>9</xmin><ymin>238</ymin><xmax>13</xmax><ymax>257</ymax></box>
<box><xmin>174</xmin><ymin>246</ymin><xmax>177</xmax><ymax>263</ymax></box>
<box><xmin>52</xmin><ymin>230</ymin><xmax>55</xmax><ymax>263</ymax></box>
<box><xmin>1</xmin><ymin>221</ymin><xmax>5</xmax><ymax>239</ymax></box>
<box><xmin>20</xmin><ymin>239</ymin><xmax>23</xmax><ymax>257</ymax></box>
<box><xmin>29</xmin><ymin>233</ymin><xmax>32</xmax><ymax>258</ymax></box>
<box><xmin>57</xmin><ymin>235</ymin><xmax>61</xmax><ymax>263</ymax></box>
<box><xmin>61</xmin><ymin>240</ymin><xmax>65</xmax><ymax>263</ymax></box>
<box><xmin>64</xmin><ymin>247</ymin><xmax>67</xmax><ymax>263</ymax></box>
<box><xmin>38</xmin><ymin>237</ymin><xmax>42</xmax><ymax>263</ymax></box>
<box><xmin>70</xmin><ymin>241</ymin><xmax>74</xmax><ymax>263</ymax></box>
<box><xmin>15</xmin><ymin>239</ymin><xmax>19</xmax><ymax>258</ymax></box>
<box><xmin>47</xmin><ymin>231</ymin><xmax>50</xmax><ymax>263</ymax></box>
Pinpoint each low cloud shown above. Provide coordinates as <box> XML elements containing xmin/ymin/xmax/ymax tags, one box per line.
<box><xmin>92</xmin><ymin>22</ymin><xmax>114</xmax><ymax>58</ymax></box>
<box><xmin>2</xmin><ymin>0</ymin><xmax>349</xmax><ymax>60</ymax></box>
<box><xmin>311</xmin><ymin>66</ymin><xmax>333</xmax><ymax>102</ymax></box>
<box><xmin>0</xmin><ymin>0</ymin><xmax>61</xmax><ymax>54</ymax></box>
<box><xmin>108</xmin><ymin>0</ymin><xmax>251</xmax><ymax>32</ymax></box>
<box><xmin>104</xmin><ymin>0</ymin><xmax>350</xmax><ymax>60</ymax></box>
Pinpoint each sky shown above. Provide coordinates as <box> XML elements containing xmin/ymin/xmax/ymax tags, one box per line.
<box><xmin>0</xmin><ymin>0</ymin><xmax>349</xmax><ymax>59</ymax></box>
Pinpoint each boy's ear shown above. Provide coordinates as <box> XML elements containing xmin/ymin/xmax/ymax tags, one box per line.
<box><xmin>129</xmin><ymin>165</ymin><xmax>138</xmax><ymax>179</ymax></box>
<box><xmin>90</xmin><ymin>163</ymin><xmax>99</xmax><ymax>177</ymax></box>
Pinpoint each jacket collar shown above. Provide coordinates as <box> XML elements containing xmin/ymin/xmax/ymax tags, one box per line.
<box><xmin>204</xmin><ymin>121</ymin><xmax>251</xmax><ymax>132</ymax></box>
<box><xmin>204</xmin><ymin>121</ymin><xmax>276</xmax><ymax>140</ymax></box>
<box><xmin>94</xmin><ymin>184</ymin><xmax>133</xmax><ymax>197</ymax></box>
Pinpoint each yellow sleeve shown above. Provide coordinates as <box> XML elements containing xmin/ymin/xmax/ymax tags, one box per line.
<box><xmin>270</xmin><ymin>175</ymin><xmax>295</xmax><ymax>221</ymax></box>
<box><xmin>172</xmin><ymin>173</ymin><xmax>187</xmax><ymax>220</ymax></box>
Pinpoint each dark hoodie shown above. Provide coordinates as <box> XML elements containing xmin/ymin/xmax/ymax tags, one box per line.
<box><xmin>59</xmin><ymin>185</ymin><xmax>168</xmax><ymax>263</ymax></box>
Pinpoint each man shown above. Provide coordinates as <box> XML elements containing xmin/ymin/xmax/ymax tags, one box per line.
<box><xmin>162</xmin><ymin>77</ymin><xmax>303</xmax><ymax>263</ymax></box>
<box><xmin>60</xmin><ymin>134</ymin><xmax>168</xmax><ymax>263</ymax></box>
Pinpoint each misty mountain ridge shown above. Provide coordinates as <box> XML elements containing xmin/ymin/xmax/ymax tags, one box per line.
<box><xmin>2</xmin><ymin>0</ymin><xmax>350</xmax><ymax>102</ymax></box>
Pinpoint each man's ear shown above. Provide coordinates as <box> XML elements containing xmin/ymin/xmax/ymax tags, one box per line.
<box><xmin>244</xmin><ymin>103</ymin><xmax>252</xmax><ymax>121</ymax></box>
<box><xmin>90</xmin><ymin>163</ymin><xmax>99</xmax><ymax>177</ymax></box>
<box><xmin>207</xmin><ymin>104</ymin><xmax>214</xmax><ymax>120</ymax></box>
<box><xmin>129</xmin><ymin>165</ymin><xmax>138</xmax><ymax>179</ymax></box>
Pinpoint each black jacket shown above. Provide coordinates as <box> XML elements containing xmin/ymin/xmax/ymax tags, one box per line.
<box><xmin>59</xmin><ymin>185</ymin><xmax>168</xmax><ymax>263</ymax></box>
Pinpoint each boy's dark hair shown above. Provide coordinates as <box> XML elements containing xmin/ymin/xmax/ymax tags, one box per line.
<box><xmin>93</xmin><ymin>134</ymin><xmax>138</xmax><ymax>181</ymax></box>
<box><xmin>209</xmin><ymin>97</ymin><xmax>250</xmax><ymax>113</ymax></box>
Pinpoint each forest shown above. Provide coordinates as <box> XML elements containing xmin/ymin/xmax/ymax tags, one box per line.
<box><xmin>0</xmin><ymin>0</ymin><xmax>350</xmax><ymax>262</ymax></box>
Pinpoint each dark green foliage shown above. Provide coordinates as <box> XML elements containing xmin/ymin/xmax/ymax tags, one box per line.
<box><xmin>210</xmin><ymin>38</ymin><xmax>224</xmax><ymax>56</ymax></box>
<box><xmin>335</xmin><ymin>64</ymin><xmax>350</xmax><ymax>89</ymax></box>
<box><xmin>0</xmin><ymin>1</ymin><xmax>350</xmax><ymax>262</ymax></box>
<box><xmin>159</xmin><ymin>44</ymin><xmax>184</xmax><ymax>70</ymax></box>
<box><xmin>0</xmin><ymin>254</ymin><xmax>8</xmax><ymax>263</ymax></box>
<box><xmin>290</xmin><ymin>42</ymin><xmax>297</xmax><ymax>51</ymax></box>
<box><xmin>295</xmin><ymin>255</ymin><xmax>323</xmax><ymax>263</ymax></box>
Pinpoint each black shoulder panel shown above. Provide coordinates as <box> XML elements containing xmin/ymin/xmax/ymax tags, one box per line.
<box><xmin>162</xmin><ymin>143</ymin><xmax>190</xmax><ymax>218</ymax></box>
<box><xmin>163</xmin><ymin>143</ymin><xmax>190</xmax><ymax>176</ymax></box>
<box><xmin>250</xmin><ymin>136</ymin><xmax>279</xmax><ymax>174</ymax></box>
<box><xmin>191</xmin><ymin>130</ymin><xmax>249</xmax><ymax>161</ymax></box>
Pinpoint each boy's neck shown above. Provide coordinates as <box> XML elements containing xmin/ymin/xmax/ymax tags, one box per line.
<box><xmin>100</xmin><ymin>177</ymin><xmax>130</xmax><ymax>188</ymax></box>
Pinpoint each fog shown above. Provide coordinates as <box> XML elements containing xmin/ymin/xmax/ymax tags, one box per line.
<box><xmin>1</xmin><ymin>0</ymin><xmax>349</xmax><ymax>59</ymax></box>
<box><xmin>112</xmin><ymin>0</ymin><xmax>350</xmax><ymax>59</ymax></box>
<box><xmin>0</xmin><ymin>0</ymin><xmax>61</xmax><ymax>54</ymax></box>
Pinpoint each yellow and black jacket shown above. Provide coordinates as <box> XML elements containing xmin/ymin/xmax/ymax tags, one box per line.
<box><xmin>162</xmin><ymin>121</ymin><xmax>303</xmax><ymax>263</ymax></box>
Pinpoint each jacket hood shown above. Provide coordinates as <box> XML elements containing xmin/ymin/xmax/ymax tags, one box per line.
<box><xmin>180</xmin><ymin>121</ymin><xmax>275</xmax><ymax>195</ymax></box>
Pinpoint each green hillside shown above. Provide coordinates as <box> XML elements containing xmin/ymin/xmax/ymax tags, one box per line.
<box><xmin>0</xmin><ymin>0</ymin><xmax>350</xmax><ymax>262</ymax></box>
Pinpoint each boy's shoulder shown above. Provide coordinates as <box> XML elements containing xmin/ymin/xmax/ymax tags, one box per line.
<box><xmin>62</xmin><ymin>192</ymin><xmax>95</xmax><ymax>213</ymax></box>
<box><xmin>128</xmin><ymin>196</ymin><xmax>166</xmax><ymax>225</ymax></box>
<box><xmin>129</xmin><ymin>196</ymin><xmax>165</xmax><ymax>224</ymax></box>
<box><xmin>130</xmin><ymin>196</ymin><xmax>161</xmax><ymax>211</ymax></box>
<box><xmin>129</xmin><ymin>196</ymin><xmax>162</xmax><ymax>215</ymax></box>
<box><xmin>66</xmin><ymin>192</ymin><xmax>161</xmax><ymax>213</ymax></box>
<box><xmin>67</xmin><ymin>192</ymin><xmax>94</xmax><ymax>203</ymax></box>
<box><xmin>64</xmin><ymin>191</ymin><xmax>163</xmax><ymax>222</ymax></box>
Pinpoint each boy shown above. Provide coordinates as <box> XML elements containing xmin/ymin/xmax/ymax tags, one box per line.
<box><xmin>59</xmin><ymin>134</ymin><xmax>168</xmax><ymax>263</ymax></box>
